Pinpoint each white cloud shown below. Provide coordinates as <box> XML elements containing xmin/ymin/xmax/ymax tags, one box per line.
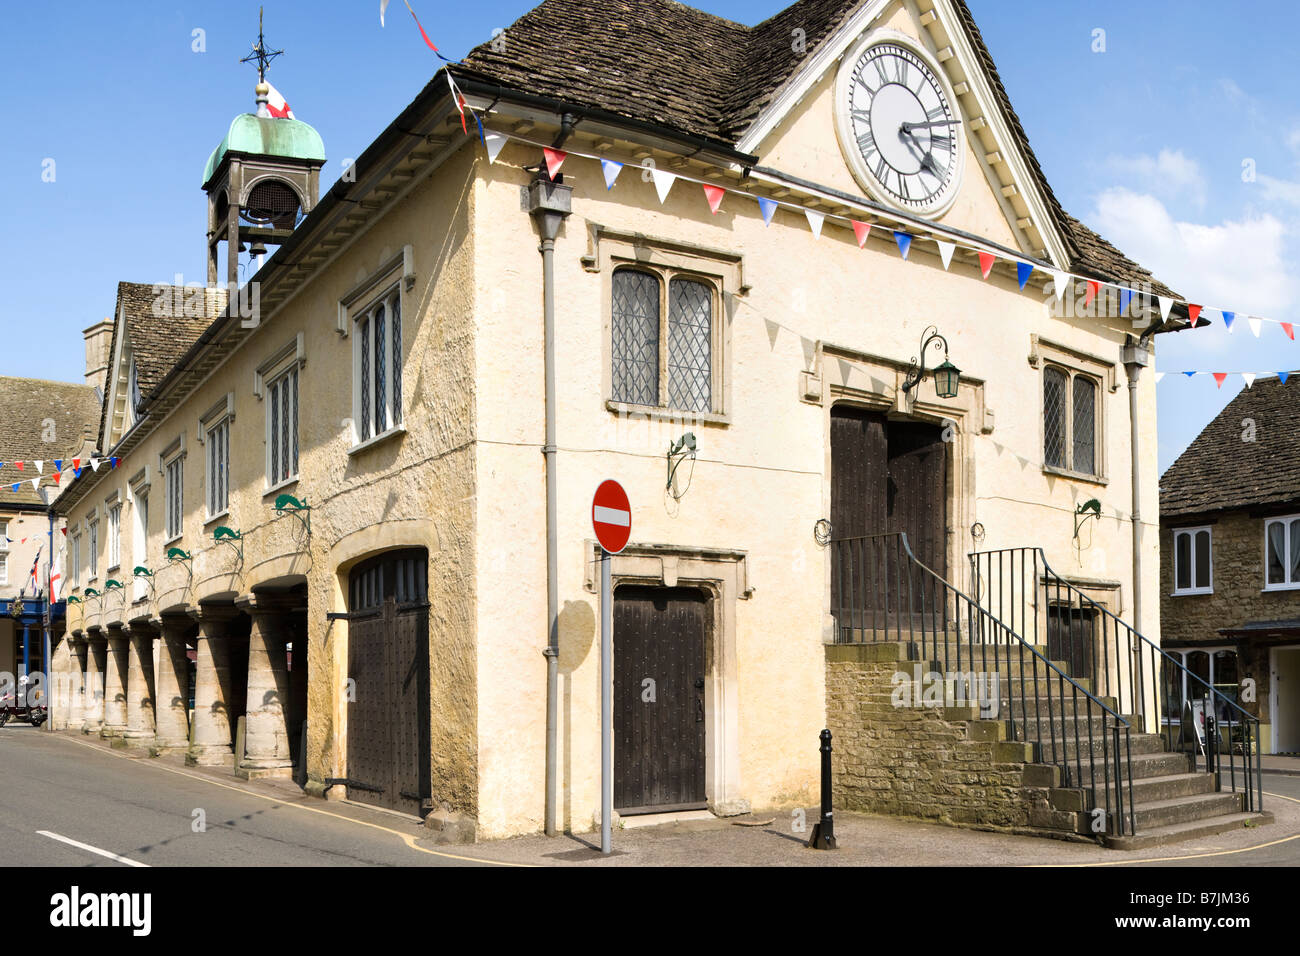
<box><xmin>1087</xmin><ymin>187</ymin><xmax>1296</xmax><ymax>321</ymax></box>
<box><xmin>1105</xmin><ymin>149</ymin><xmax>1207</xmax><ymax>208</ymax></box>
<box><xmin>1258</xmin><ymin>173</ymin><xmax>1300</xmax><ymax>207</ymax></box>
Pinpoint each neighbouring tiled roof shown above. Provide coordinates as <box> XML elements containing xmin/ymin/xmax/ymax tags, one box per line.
<box><xmin>96</xmin><ymin>282</ymin><xmax>222</xmax><ymax>451</ymax></box>
<box><xmin>459</xmin><ymin>0</ymin><xmax>1177</xmax><ymax>297</ymax></box>
<box><xmin>1161</xmin><ymin>377</ymin><xmax>1300</xmax><ymax>518</ymax></box>
<box><xmin>0</xmin><ymin>377</ymin><xmax>100</xmax><ymax>509</ymax></box>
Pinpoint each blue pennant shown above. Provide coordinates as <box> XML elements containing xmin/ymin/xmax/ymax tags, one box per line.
<box><xmin>1118</xmin><ymin>287</ymin><xmax>1135</xmax><ymax>314</ymax></box>
<box><xmin>1282</xmin><ymin>371</ymin><xmax>1291</xmax><ymax>385</ymax></box>
<box><xmin>1222</xmin><ymin>310</ymin><xmax>1235</xmax><ymax>331</ymax></box>
<box><xmin>1016</xmin><ymin>262</ymin><xmax>1033</xmax><ymax>290</ymax></box>
<box><xmin>894</xmin><ymin>231</ymin><xmax>913</xmax><ymax>260</ymax></box>
<box><xmin>757</xmin><ymin>197</ymin><xmax>777</xmax><ymax>226</ymax></box>
<box><xmin>600</xmin><ymin>159</ymin><xmax>623</xmax><ymax>191</ymax></box>
<box><xmin>54</xmin><ymin>459</ymin><xmax>62</xmax><ymax>471</ymax></box>
<box><xmin>1183</xmin><ymin>371</ymin><xmax>1196</xmax><ymax>377</ymax></box>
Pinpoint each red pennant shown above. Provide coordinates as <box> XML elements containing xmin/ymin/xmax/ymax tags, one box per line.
<box><xmin>73</xmin><ymin>458</ymin><xmax>80</xmax><ymax>470</ymax></box>
<box><xmin>1284</xmin><ymin>322</ymin><xmax>1294</xmax><ymax>341</ymax></box>
<box><xmin>14</xmin><ymin>462</ymin><xmax>22</xmax><ymax>471</ymax></box>
<box><xmin>1187</xmin><ymin>304</ymin><xmax>1202</xmax><ymax>327</ymax></box>
<box><xmin>1084</xmin><ymin>280</ymin><xmax>1100</xmax><ymax>307</ymax></box>
<box><xmin>978</xmin><ymin>252</ymin><xmax>996</xmax><ymax>279</ymax></box>
<box><xmin>852</xmin><ymin>221</ymin><xmax>871</xmax><ymax>248</ymax></box>
<box><xmin>542</xmin><ymin>147</ymin><xmax>566</xmax><ymax>180</ymax></box>
<box><xmin>52</xmin><ymin>471</ymin><xmax>60</xmax><ymax>483</ymax></box>
<box><xmin>405</xmin><ymin>1</ymin><xmax>439</xmax><ymax>52</ymax></box>
<box><xmin>1212</xmin><ymin>373</ymin><xmax>1227</xmax><ymax>388</ymax></box>
<box><xmin>702</xmin><ymin>184</ymin><xmax>725</xmax><ymax>214</ymax></box>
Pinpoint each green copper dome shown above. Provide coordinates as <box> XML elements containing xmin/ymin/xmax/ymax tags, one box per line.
<box><xmin>203</xmin><ymin>113</ymin><xmax>326</xmax><ymax>186</ymax></box>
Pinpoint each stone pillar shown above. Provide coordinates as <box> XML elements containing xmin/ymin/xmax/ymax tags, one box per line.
<box><xmin>101</xmin><ymin>627</ymin><xmax>129</xmax><ymax>738</ymax></box>
<box><xmin>188</xmin><ymin>605</ymin><xmax>236</xmax><ymax>766</ymax></box>
<box><xmin>152</xmin><ymin>615</ymin><xmax>192</xmax><ymax>756</ymax></box>
<box><xmin>67</xmin><ymin>637</ymin><xmax>87</xmax><ymax>730</ymax></box>
<box><xmin>81</xmin><ymin>632</ymin><xmax>106</xmax><ymax>734</ymax></box>
<box><xmin>237</xmin><ymin>596</ymin><xmax>294</xmax><ymax>778</ymax></box>
<box><xmin>123</xmin><ymin>620</ymin><xmax>157</xmax><ymax>744</ymax></box>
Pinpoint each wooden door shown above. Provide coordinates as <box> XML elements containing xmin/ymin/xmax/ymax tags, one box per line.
<box><xmin>346</xmin><ymin>550</ymin><xmax>431</xmax><ymax>816</ymax></box>
<box><xmin>613</xmin><ymin>586</ymin><xmax>708</xmax><ymax>814</ymax></box>
<box><xmin>886</xmin><ymin>420</ymin><xmax>948</xmax><ymax>581</ymax></box>
<box><xmin>1046</xmin><ymin>605</ymin><xmax>1096</xmax><ymax>684</ymax></box>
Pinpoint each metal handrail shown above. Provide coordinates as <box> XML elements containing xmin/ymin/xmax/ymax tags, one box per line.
<box><xmin>970</xmin><ymin>547</ymin><xmax>1262</xmax><ymax>814</ymax></box>
<box><xmin>831</xmin><ymin>532</ymin><xmax>1135</xmax><ymax>836</ymax></box>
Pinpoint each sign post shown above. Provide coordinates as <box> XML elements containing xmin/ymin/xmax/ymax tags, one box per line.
<box><xmin>592</xmin><ymin>480</ymin><xmax>631</xmax><ymax>856</ymax></box>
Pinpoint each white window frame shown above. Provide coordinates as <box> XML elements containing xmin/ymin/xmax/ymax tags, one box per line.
<box><xmin>254</xmin><ymin>334</ymin><xmax>306</xmax><ymax>492</ymax></box>
<box><xmin>1171</xmin><ymin>525</ymin><xmax>1213</xmax><ymax>595</ymax></box>
<box><xmin>129</xmin><ymin>468</ymin><xmax>151</xmax><ymax>603</ymax></box>
<box><xmin>87</xmin><ymin>513</ymin><xmax>100</xmax><ymax>582</ymax></box>
<box><xmin>347</xmin><ymin>279</ymin><xmax>405</xmax><ymax>453</ymax></box>
<box><xmin>161</xmin><ymin>437</ymin><xmax>185</xmax><ymax>545</ymax></box>
<box><xmin>106</xmin><ymin>495</ymin><xmax>122</xmax><ymax>572</ymax></box>
<box><xmin>198</xmin><ymin>394</ymin><xmax>235</xmax><ymax>524</ymax></box>
<box><xmin>1263</xmin><ymin>514</ymin><xmax>1300</xmax><ymax>591</ymax></box>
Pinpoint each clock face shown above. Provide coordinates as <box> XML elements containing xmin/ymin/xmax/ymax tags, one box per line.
<box><xmin>837</xmin><ymin>37</ymin><xmax>964</xmax><ymax>216</ymax></box>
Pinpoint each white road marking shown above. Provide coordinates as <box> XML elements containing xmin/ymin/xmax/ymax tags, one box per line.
<box><xmin>37</xmin><ymin>830</ymin><xmax>149</xmax><ymax>867</ymax></box>
<box><xmin>593</xmin><ymin>505</ymin><xmax>630</xmax><ymax>526</ymax></box>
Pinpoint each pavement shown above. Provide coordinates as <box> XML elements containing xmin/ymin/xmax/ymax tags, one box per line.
<box><xmin>5</xmin><ymin>724</ymin><xmax>1300</xmax><ymax>867</ymax></box>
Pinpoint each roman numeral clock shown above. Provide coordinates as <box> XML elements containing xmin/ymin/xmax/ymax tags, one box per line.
<box><xmin>835</xmin><ymin>32</ymin><xmax>965</xmax><ymax>217</ymax></box>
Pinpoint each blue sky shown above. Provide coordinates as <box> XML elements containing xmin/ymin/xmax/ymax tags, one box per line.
<box><xmin>1</xmin><ymin>0</ymin><xmax>1295</xmax><ymax>473</ymax></box>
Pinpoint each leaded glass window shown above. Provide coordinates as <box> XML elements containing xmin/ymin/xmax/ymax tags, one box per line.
<box><xmin>354</xmin><ymin>292</ymin><xmax>402</xmax><ymax>444</ymax></box>
<box><xmin>1072</xmin><ymin>376</ymin><xmax>1096</xmax><ymax>475</ymax></box>
<box><xmin>1043</xmin><ymin>364</ymin><xmax>1100</xmax><ymax>477</ymax></box>
<box><xmin>668</xmin><ymin>278</ymin><xmax>712</xmax><ymax>413</ymax></box>
<box><xmin>268</xmin><ymin>366</ymin><xmax>299</xmax><ymax>486</ymax></box>
<box><xmin>611</xmin><ymin>269</ymin><xmax>660</xmax><ymax>406</ymax></box>
<box><xmin>1043</xmin><ymin>367</ymin><xmax>1067</xmax><ymax>469</ymax></box>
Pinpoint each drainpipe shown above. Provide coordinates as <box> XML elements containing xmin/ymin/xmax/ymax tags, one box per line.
<box><xmin>1122</xmin><ymin>329</ymin><xmax>1156</xmax><ymax>638</ymax></box>
<box><xmin>527</xmin><ymin>117</ymin><xmax>574</xmax><ymax>837</ymax></box>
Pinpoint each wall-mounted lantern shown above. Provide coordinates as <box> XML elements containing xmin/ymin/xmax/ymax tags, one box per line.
<box><xmin>901</xmin><ymin>325</ymin><xmax>961</xmax><ymax>400</ymax></box>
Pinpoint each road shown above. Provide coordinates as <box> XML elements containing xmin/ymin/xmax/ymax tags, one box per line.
<box><xmin>0</xmin><ymin>726</ymin><xmax>498</xmax><ymax>867</ymax></box>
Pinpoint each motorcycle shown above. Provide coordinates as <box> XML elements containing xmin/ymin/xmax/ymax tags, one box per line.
<box><xmin>0</xmin><ymin>679</ymin><xmax>48</xmax><ymax>727</ymax></box>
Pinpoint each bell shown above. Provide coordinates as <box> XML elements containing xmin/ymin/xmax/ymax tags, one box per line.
<box><xmin>249</xmin><ymin>240</ymin><xmax>269</xmax><ymax>259</ymax></box>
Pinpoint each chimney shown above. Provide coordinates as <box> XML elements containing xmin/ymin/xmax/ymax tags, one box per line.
<box><xmin>83</xmin><ymin>319</ymin><xmax>114</xmax><ymax>393</ymax></box>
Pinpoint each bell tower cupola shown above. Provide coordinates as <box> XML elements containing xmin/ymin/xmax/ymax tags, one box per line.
<box><xmin>202</xmin><ymin>8</ymin><xmax>325</xmax><ymax>288</ymax></box>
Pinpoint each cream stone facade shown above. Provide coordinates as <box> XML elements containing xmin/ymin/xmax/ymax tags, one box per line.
<box><xmin>49</xmin><ymin>0</ymin><xmax>1178</xmax><ymax>842</ymax></box>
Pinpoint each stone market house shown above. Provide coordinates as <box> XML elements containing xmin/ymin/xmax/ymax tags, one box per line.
<box><xmin>0</xmin><ymin>373</ymin><xmax>99</xmax><ymax>691</ymax></box>
<box><xmin>1161</xmin><ymin>376</ymin><xmax>1300</xmax><ymax>756</ymax></box>
<box><xmin>47</xmin><ymin>0</ymin><xmax>1267</xmax><ymax>846</ymax></box>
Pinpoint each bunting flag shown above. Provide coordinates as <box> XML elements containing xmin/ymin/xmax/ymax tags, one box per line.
<box><xmin>1052</xmin><ymin>271</ymin><xmax>1070</xmax><ymax>302</ymax></box>
<box><xmin>852</xmin><ymin>221</ymin><xmax>871</xmax><ymax>248</ymax></box>
<box><xmin>1158</xmin><ymin>296</ymin><xmax>1174</xmax><ymax>321</ymax></box>
<box><xmin>1283</xmin><ymin>372</ymin><xmax>1292</xmax><ymax>385</ymax></box>
<box><xmin>651</xmin><ymin>169</ymin><xmax>676</xmax><ymax>204</ymax></box>
<box><xmin>34</xmin><ymin>462</ymin><xmax>42</xmax><ymax>474</ymax></box>
<box><xmin>1221</xmin><ymin>310</ymin><xmax>1235</xmax><ymax>332</ymax></box>
<box><xmin>53</xmin><ymin>460</ymin><xmax>62</xmax><ymax>471</ymax></box>
<box><xmin>757</xmin><ymin>197</ymin><xmax>777</xmax><ymax>226</ymax></box>
<box><xmin>381</xmin><ymin>0</ymin><xmax>391</xmax><ymax>26</ymax></box>
<box><xmin>601</xmin><ymin>159</ymin><xmax>623</xmax><ymax>190</ymax></box>
<box><xmin>1212</xmin><ymin>373</ymin><xmax>1228</xmax><ymax>387</ymax></box>
<box><xmin>1016</xmin><ymin>261</ymin><xmax>1033</xmax><ymax>290</ymax></box>
<box><xmin>1187</xmin><ymin>304</ymin><xmax>1202</xmax><ymax>326</ymax></box>
<box><xmin>702</xmin><ymin>183</ymin><xmax>725</xmax><ymax>214</ymax></box>
<box><xmin>403</xmin><ymin>0</ymin><xmax>441</xmax><ymax>54</ymax></box>
<box><xmin>1248</xmin><ymin>317</ymin><xmax>1262</xmax><ymax>337</ymax></box>
<box><xmin>1286</xmin><ymin>323</ymin><xmax>1296</xmax><ymax>341</ymax></box>
<box><xmin>110</xmin><ymin>457</ymin><xmax>119</xmax><ymax>469</ymax></box>
<box><xmin>1183</xmin><ymin>371</ymin><xmax>1196</xmax><ymax>377</ymax></box>
<box><xmin>978</xmin><ymin>251</ymin><xmax>995</xmax><ymax>279</ymax></box>
<box><xmin>483</xmin><ymin>131</ymin><xmax>507</xmax><ymax>164</ymax></box>
<box><xmin>894</xmin><ymin>231</ymin><xmax>913</xmax><ymax>260</ymax></box>
<box><xmin>1084</xmin><ymin>280</ymin><xmax>1100</xmax><ymax>308</ymax></box>
<box><xmin>1117</xmin><ymin>287</ymin><xmax>1135</xmax><ymax>315</ymax></box>
<box><xmin>936</xmin><ymin>240</ymin><xmax>955</xmax><ymax>270</ymax></box>
<box><xmin>14</xmin><ymin>461</ymin><xmax>22</xmax><ymax>472</ymax></box>
<box><xmin>805</xmin><ymin>209</ymin><xmax>824</xmax><ymax>240</ymax></box>
<box><xmin>1242</xmin><ymin>372</ymin><xmax>1257</xmax><ymax>388</ymax></box>
<box><xmin>764</xmin><ymin>318</ymin><xmax>781</xmax><ymax>350</ymax></box>
<box><xmin>1154</xmin><ymin>372</ymin><xmax>1165</xmax><ymax>383</ymax></box>
<box><xmin>542</xmin><ymin>147</ymin><xmax>566</xmax><ymax>180</ymax></box>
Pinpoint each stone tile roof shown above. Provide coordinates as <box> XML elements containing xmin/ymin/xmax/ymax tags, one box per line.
<box><xmin>96</xmin><ymin>282</ymin><xmax>222</xmax><ymax>451</ymax></box>
<box><xmin>459</xmin><ymin>0</ymin><xmax>1177</xmax><ymax>297</ymax></box>
<box><xmin>0</xmin><ymin>377</ymin><xmax>100</xmax><ymax>509</ymax></box>
<box><xmin>1161</xmin><ymin>377</ymin><xmax>1300</xmax><ymax>518</ymax></box>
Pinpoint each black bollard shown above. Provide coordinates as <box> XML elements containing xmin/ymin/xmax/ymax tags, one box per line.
<box><xmin>807</xmin><ymin>729</ymin><xmax>837</xmax><ymax>850</ymax></box>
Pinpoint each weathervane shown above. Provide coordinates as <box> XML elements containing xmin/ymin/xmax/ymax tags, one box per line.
<box><xmin>239</xmin><ymin>6</ymin><xmax>284</xmax><ymax>82</ymax></box>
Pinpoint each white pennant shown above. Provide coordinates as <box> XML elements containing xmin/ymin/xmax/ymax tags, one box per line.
<box><xmin>1052</xmin><ymin>271</ymin><xmax>1071</xmax><ymax>302</ymax></box>
<box><xmin>1242</xmin><ymin>372</ymin><xmax>1257</xmax><ymax>388</ymax></box>
<box><xmin>1155</xmin><ymin>372</ymin><xmax>1165</xmax><ymax>383</ymax></box>
<box><xmin>1157</xmin><ymin>296</ymin><xmax>1174</xmax><ymax>321</ymax></box>
<box><xmin>1248</xmin><ymin>317</ymin><xmax>1262</xmax><ymax>337</ymax></box>
<box><xmin>380</xmin><ymin>0</ymin><xmax>391</xmax><ymax>26</ymax></box>
<box><xmin>651</xmin><ymin>169</ymin><xmax>677</xmax><ymax>204</ymax></box>
<box><xmin>936</xmin><ymin>241</ymin><xmax>955</xmax><ymax>271</ymax></box>
<box><xmin>34</xmin><ymin>461</ymin><xmax>43</xmax><ymax>474</ymax></box>
<box><xmin>29</xmin><ymin>478</ymin><xmax>39</xmax><ymax>491</ymax></box>
<box><xmin>804</xmin><ymin>209</ymin><xmax>824</xmax><ymax>240</ymax></box>
<box><xmin>90</xmin><ymin>458</ymin><xmax>101</xmax><ymax>472</ymax></box>
<box><xmin>483</xmin><ymin>132</ymin><xmax>507</xmax><ymax>164</ymax></box>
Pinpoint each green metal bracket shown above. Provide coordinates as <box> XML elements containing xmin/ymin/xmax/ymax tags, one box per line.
<box><xmin>103</xmin><ymin>579</ymin><xmax>123</xmax><ymax>591</ymax></box>
<box><xmin>133</xmin><ymin>566</ymin><xmax>153</xmax><ymax>578</ymax></box>
<box><xmin>166</xmin><ymin>547</ymin><xmax>194</xmax><ymax>594</ymax></box>
<box><xmin>214</xmin><ymin>526</ymin><xmax>244</xmax><ymax>564</ymax></box>
<box><xmin>66</xmin><ymin>596</ymin><xmax>81</xmax><ymax>605</ymax></box>
<box><xmin>273</xmin><ymin>494</ymin><xmax>312</xmax><ymax>535</ymax></box>
<box><xmin>83</xmin><ymin>587</ymin><xmax>100</xmax><ymax>598</ymax></box>
<box><xmin>1074</xmin><ymin>498</ymin><xmax>1102</xmax><ymax>540</ymax></box>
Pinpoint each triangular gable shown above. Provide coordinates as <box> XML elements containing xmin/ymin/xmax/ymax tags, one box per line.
<box><xmin>733</xmin><ymin>0</ymin><xmax>1071</xmax><ymax>266</ymax></box>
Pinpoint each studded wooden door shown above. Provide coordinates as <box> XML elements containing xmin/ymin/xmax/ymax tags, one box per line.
<box><xmin>346</xmin><ymin>550</ymin><xmax>431</xmax><ymax>816</ymax></box>
<box><xmin>613</xmin><ymin>586</ymin><xmax>708</xmax><ymax>814</ymax></box>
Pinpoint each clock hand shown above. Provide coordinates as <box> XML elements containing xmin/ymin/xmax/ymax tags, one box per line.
<box><xmin>900</xmin><ymin>119</ymin><xmax>963</xmax><ymax>133</ymax></box>
<box><xmin>897</xmin><ymin>127</ymin><xmax>940</xmax><ymax>176</ymax></box>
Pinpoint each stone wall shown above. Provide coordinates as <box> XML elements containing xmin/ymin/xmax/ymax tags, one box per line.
<box><xmin>825</xmin><ymin>643</ymin><xmax>1086</xmax><ymax>838</ymax></box>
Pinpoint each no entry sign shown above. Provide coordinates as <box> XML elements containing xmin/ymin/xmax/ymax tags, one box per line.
<box><xmin>592</xmin><ymin>480</ymin><xmax>631</xmax><ymax>554</ymax></box>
